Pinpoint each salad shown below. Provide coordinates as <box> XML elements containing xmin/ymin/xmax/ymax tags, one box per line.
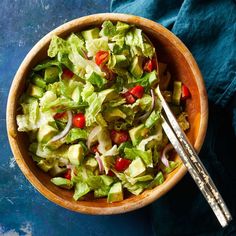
<box><xmin>16</xmin><ymin>21</ymin><xmax>190</xmax><ymax>203</ymax></box>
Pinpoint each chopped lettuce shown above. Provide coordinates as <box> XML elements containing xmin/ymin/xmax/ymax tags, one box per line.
<box><xmin>73</xmin><ymin>182</ymin><xmax>91</xmax><ymax>200</ymax></box>
<box><xmin>124</xmin><ymin>148</ymin><xmax>153</xmax><ymax>167</ymax></box>
<box><xmin>145</xmin><ymin>111</ymin><xmax>161</xmax><ymax>129</ymax></box>
<box><xmin>85</xmin><ymin>37</ymin><xmax>109</xmax><ymax>57</ymax></box>
<box><xmin>65</xmin><ymin>128</ymin><xmax>88</xmax><ymax>144</ymax></box>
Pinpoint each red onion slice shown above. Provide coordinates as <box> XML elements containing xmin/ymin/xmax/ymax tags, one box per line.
<box><xmin>137</xmin><ymin>89</ymin><xmax>155</xmax><ymax>121</ymax></box>
<box><xmin>95</xmin><ymin>152</ymin><xmax>104</xmax><ymax>173</ymax></box>
<box><xmin>50</xmin><ymin>111</ymin><xmax>72</xmax><ymax>142</ymax></box>
<box><xmin>161</xmin><ymin>143</ymin><xmax>173</xmax><ymax>167</ymax></box>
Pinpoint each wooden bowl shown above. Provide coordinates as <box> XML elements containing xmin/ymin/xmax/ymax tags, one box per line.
<box><xmin>7</xmin><ymin>13</ymin><xmax>208</xmax><ymax>214</ymax></box>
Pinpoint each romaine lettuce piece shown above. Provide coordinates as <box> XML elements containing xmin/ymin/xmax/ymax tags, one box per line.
<box><xmin>124</xmin><ymin>148</ymin><xmax>153</xmax><ymax>167</ymax></box>
<box><xmin>73</xmin><ymin>182</ymin><xmax>91</xmax><ymax>200</ymax></box>
<box><xmin>51</xmin><ymin>177</ymin><xmax>74</xmax><ymax>189</ymax></box>
<box><xmin>65</xmin><ymin>128</ymin><xmax>88</xmax><ymax>144</ymax></box>
<box><xmin>85</xmin><ymin>37</ymin><xmax>109</xmax><ymax>57</ymax></box>
<box><xmin>147</xmin><ymin>171</ymin><xmax>164</xmax><ymax>189</ymax></box>
<box><xmin>100</xmin><ymin>21</ymin><xmax>116</xmax><ymax>38</ymax></box>
<box><xmin>145</xmin><ymin>111</ymin><xmax>161</xmax><ymax>129</ymax></box>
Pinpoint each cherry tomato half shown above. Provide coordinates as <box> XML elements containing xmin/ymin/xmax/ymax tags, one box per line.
<box><xmin>181</xmin><ymin>84</ymin><xmax>191</xmax><ymax>100</ymax></box>
<box><xmin>72</xmin><ymin>113</ymin><xmax>86</xmax><ymax>128</ymax></box>
<box><xmin>123</xmin><ymin>91</ymin><xmax>136</xmax><ymax>104</ymax></box>
<box><xmin>53</xmin><ymin>111</ymin><xmax>67</xmax><ymax>120</ymax></box>
<box><xmin>64</xmin><ymin>169</ymin><xmax>71</xmax><ymax>180</ymax></box>
<box><xmin>129</xmin><ymin>85</ymin><xmax>144</xmax><ymax>99</ymax></box>
<box><xmin>110</xmin><ymin>130</ymin><xmax>129</xmax><ymax>144</ymax></box>
<box><xmin>62</xmin><ymin>68</ymin><xmax>74</xmax><ymax>80</ymax></box>
<box><xmin>95</xmin><ymin>50</ymin><xmax>109</xmax><ymax>66</ymax></box>
<box><xmin>114</xmin><ymin>158</ymin><xmax>131</xmax><ymax>172</ymax></box>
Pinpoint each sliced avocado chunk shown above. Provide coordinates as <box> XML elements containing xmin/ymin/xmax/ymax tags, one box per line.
<box><xmin>44</xmin><ymin>66</ymin><xmax>59</xmax><ymax>83</ymax></box>
<box><xmin>81</xmin><ymin>28</ymin><xmax>100</xmax><ymax>40</ymax></box>
<box><xmin>31</xmin><ymin>74</ymin><xmax>47</xmax><ymax>88</ymax></box>
<box><xmin>37</xmin><ymin>158</ymin><xmax>55</xmax><ymax>172</ymax></box>
<box><xmin>129</xmin><ymin>124</ymin><xmax>149</xmax><ymax>146</ymax></box>
<box><xmin>27</xmin><ymin>83</ymin><xmax>44</xmax><ymax>98</ymax></box>
<box><xmin>130</xmin><ymin>56</ymin><xmax>143</xmax><ymax>78</ymax></box>
<box><xmin>49</xmin><ymin>162</ymin><xmax>67</xmax><ymax>177</ymax></box>
<box><xmin>85</xmin><ymin>157</ymin><xmax>98</xmax><ymax>171</ymax></box>
<box><xmin>51</xmin><ymin>177</ymin><xmax>73</xmax><ymax>189</ymax></box>
<box><xmin>172</xmin><ymin>81</ymin><xmax>182</xmax><ymax>105</ymax></box>
<box><xmin>103</xmin><ymin>107</ymin><xmax>126</xmax><ymax>122</ymax></box>
<box><xmin>107</xmin><ymin>182</ymin><xmax>123</xmax><ymax>203</ymax></box>
<box><xmin>114</xmin><ymin>55</ymin><xmax>128</xmax><ymax>67</ymax></box>
<box><xmin>49</xmin><ymin>158</ymin><xmax>69</xmax><ymax>177</ymax></box>
<box><xmin>46</xmin><ymin>137</ymin><xmax>65</xmax><ymax>150</ymax></box>
<box><xmin>128</xmin><ymin>157</ymin><xmax>146</xmax><ymax>178</ymax></box>
<box><xmin>37</xmin><ymin>124</ymin><xmax>58</xmax><ymax>143</ymax></box>
<box><xmin>68</xmin><ymin>143</ymin><xmax>84</xmax><ymax>166</ymax></box>
<box><xmin>94</xmin><ymin>186</ymin><xmax>110</xmax><ymax>198</ymax></box>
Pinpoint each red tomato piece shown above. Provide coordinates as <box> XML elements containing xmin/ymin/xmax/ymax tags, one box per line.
<box><xmin>107</xmin><ymin>170</ymin><xmax>115</xmax><ymax>177</ymax></box>
<box><xmin>143</xmin><ymin>59</ymin><xmax>153</xmax><ymax>72</ymax></box>
<box><xmin>101</xmin><ymin>65</ymin><xmax>116</xmax><ymax>80</ymax></box>
<box><xmin>72</xmin><ymin>113</ymin><xmax>86</xmax><ymax>128</ymax></box>
<box><xmin>95</xmin><ymin>50</ymin><xmax>109</xmax><ymax>65</ymax></box>
<box><xmin>129</xmin><ymin>85</ymin><xmax>144</xmax><ymax>99</ymax></box>
<box><xmin>64</xmin><ymin>169</ymin><xmax>71</xmax><ymax>180</ymax></box>
<box><xmin>181</xmin><ymin>84</ymin><xmax>191</xmax><ymax>100</ymax></box>
<box><xmin>53</xmin><ymin>111</ymin><xmax>67</xmax><ymax>120</ymax></box>
<box><xmin>62</xmin><ymin>68</ymin><xmax>74</xmax><ymax>80</ymax></box>
<box><xmin>114</xmin><ymin>158</ymin><xmax>131</xmax><ymax>172</ymax></box>
<box><xmin>123</xmin><ymin>91</ymin><xmax>136</xmax><ymax>104</ymax></box>
<box><xmin>110</xmin><ymin>130</ymin><xmax>129</xmax><ymax>144</ymax></box>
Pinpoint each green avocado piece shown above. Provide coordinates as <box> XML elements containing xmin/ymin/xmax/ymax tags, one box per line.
<box><xmin>107</xmin><ymin>182</ymin><xmax>123</xmax><ymax>203</ymax></box>
<box><xmin>85</xmin><ymin>157</ymin><xmax>98</xmax><ymax>171</ymax></box>
<box><xmin>130</xmin><ymin>56</ymin><xmax>143</xmax><ymax>78</ymax></box>
<box><xmin>114</xmin><ymin>55</ymin><xmax>128</xmax><ymax>67</ymax></box>
<box><xmin>81</xmin><ymin>28</ymin><xmax>100</xmax><ymax>40</ymax></box>
<box><xmin>129</xmin><ymin>124</ymin><xmax>149</xmax><ymax>146</ymax></box>
<box><xmin>31</xmin><ymin>74</ymin><xmax>47</xmax><ymax>88</ymax></box>
<box><xmin>37</xmin><ymin>124</ymin><xmax>58</xmax><ymax>143</ymax></box>
<box><xmin>27</xmin><ymin>83</ymin><xmax>44</xmax><ymax>98</ymax></box>
<box><xmin>128</xmin><ymin>157</ymin><xmax>146</xmax><ymax>178</ymax></box>
<box><xmin>37</xmin><ymin>158</ymin><xmax>55</xmax><ymax>172</ymax></box>
<box><xmin>44</xmin><ymin>66</ymin><xmax>59</xmax><ymax>83</ymax></box>
<box><xmin>68</xmin><ymin>143</ymin><xmax>84</xmax><ymax>166</ymax></box>
<box><xmin>51</xmin><ymin>177</ymin><xmax>73</xmax><ymax>189</ymax></box>
<box><xmin>103</xmin><ymin>107</ymin><xmax>126</xmax><ymax>122</ymax></box>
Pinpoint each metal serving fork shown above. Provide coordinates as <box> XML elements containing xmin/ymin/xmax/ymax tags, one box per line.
<box><xmin>156</xmin><ymin>86</ymin><xmax>232</xmax><ymax>227</ymax></box>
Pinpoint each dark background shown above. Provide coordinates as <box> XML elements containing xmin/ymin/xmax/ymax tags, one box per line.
<box><xmin>0</xmin><ymin>0</ymin><xmax>154</xmax><ymax>235</ymax></box>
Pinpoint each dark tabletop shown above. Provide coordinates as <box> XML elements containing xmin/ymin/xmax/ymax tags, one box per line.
<box><xmin>0</xmin><ymin>1</ymin><xmax>153</xmax><ymax>235</ymax></box>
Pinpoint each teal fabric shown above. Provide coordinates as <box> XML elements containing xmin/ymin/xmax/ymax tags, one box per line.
<box><xmin>111</xmin><ymin>0</ymin><xmax>236</xmax><ymax>235</ymax></box>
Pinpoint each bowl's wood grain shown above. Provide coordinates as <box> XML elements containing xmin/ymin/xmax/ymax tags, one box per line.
<box><xmin>6</xmin><ymin>13</ymin><xmax>208</xmax><ymax>214</ymax></box>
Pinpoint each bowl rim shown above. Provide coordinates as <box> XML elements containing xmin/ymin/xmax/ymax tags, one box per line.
<box><xmin>6</xmin><ymin>13</ymin><xmax>208</xmax><ymax>215</ymax></box>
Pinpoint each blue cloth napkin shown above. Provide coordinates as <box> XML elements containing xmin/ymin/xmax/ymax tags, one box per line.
<box><xmin>111</xmin><ymin>0</ymin><xmax>236</xmax><ymax>235</ymax></box>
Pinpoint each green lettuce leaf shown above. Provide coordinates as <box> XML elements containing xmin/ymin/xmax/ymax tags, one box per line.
<box><xmin>65</xmin><ymin>128</ymin><xmax>88</xmax><ymax>144</ymax></box>
<box><xmin>145</xmin><ymin>110</ymin><xmax>161</xmax><ymax>129</ymax></box>
<box><xmin>124</xmin><ymin>148</ymin><xmax>153</xmax><ymax>167</ymax></box>
<box><xmin>73</xmin><ymin>182</ymin><xmax>91</xmax><ymax>200</ymax></box>
<box><xmin>147</xmin><ymin>171</ymin><xmax>164</xmax><ymax>189</ymax></box>
<box><xmin>85</xmin><ymin>37</ymin><xmax>109</xmax><ymax>57</ymax></box>
<box><xmin>100</xmin><ymin>20</ymin><xmax>116</xmax><ymax>38</ymax></box>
